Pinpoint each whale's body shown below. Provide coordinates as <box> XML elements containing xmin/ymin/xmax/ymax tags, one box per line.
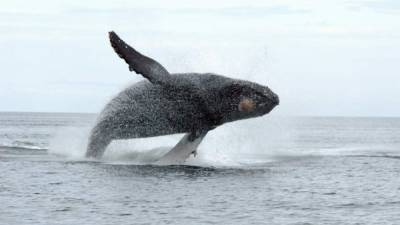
<box><xmin>86</xmin><ymin>31</ymin><xmax>279</xmax><ymax>162</ymax></box>
<box><xmin>87</xmin><ymin>73</ymin><xmax>233</xmax><ymax>158</ymax></box>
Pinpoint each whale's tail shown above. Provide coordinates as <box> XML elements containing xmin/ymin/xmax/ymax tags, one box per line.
<box><xmin>85</xmin><ymin>122</ymin><xmax>112</xmax><ymax>159</ymax></box>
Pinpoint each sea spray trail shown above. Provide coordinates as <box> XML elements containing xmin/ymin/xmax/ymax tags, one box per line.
<box><xmin>47</xmin><ymin>115</ymin><xmax>293</xmax><ymax>167</ymax></box>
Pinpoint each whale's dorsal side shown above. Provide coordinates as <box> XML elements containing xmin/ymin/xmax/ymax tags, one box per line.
<box><xmin>109</xmin><ymin>31</ymin><xmax>171</xmax><ymax>85</ymax></box>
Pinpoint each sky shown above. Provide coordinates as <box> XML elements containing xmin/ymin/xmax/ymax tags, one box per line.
<box><xmin>1</xmin><ymin>0</ymin><xmax>399</xmax><ymax>116</ymax></box>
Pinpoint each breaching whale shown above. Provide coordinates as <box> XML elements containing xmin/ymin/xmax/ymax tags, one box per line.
<box><xmin>86</xmin><ymin>31</ymin><xmax>279</xmax><ymax>164</ymax></box>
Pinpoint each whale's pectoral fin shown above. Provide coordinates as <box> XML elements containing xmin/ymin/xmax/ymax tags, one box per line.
<box><xmin>156</xmin><ymin>130</ymin><xmax>208</xmax><ymax>165</ymax></box>
<box><xmin>109</xmin><ymin>31</ymin><xmax>171</xmax><ymax>85</ymax></box>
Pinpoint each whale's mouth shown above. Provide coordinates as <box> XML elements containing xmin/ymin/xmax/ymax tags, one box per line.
<box><xmin>258</xmin><ymin>99</ymin><xmax>279</xmax><ymax>114</ymax></box>
<box><xmin>258</xmin><ymin>89</ymin><xmax>279</xmax><ymax>112</ymax></box>
<box><xmin>269</xmin><ymin>93</ymin><xmax>280</xmax><ymax>106</ymax></box>
<box><xmin>260</xmin><ymin>97</ymin><xmax>279</xmax><ymax>108</ymax></box>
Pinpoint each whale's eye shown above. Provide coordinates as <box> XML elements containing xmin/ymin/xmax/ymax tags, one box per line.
<box><xmin>238</xmin><ymin>98</ymin><xmax>255</xmax><ymax>112</ymax></box>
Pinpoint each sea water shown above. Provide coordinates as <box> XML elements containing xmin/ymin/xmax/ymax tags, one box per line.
<box><xmin>0</xmin><ymin>112</ymin><xmax>400</xmax><ymax>224</ymax></box>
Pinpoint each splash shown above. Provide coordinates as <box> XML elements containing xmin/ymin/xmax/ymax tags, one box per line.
<box><xmin>47</xmin><ymin>116</ymin><xmax>293</xmax><ymax>167</ymax></box>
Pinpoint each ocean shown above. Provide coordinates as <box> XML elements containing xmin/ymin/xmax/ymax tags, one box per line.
<box><xmin>0</xmin><ymin>112</ymin><xmax>399</xmax><ymax>224</ymax></box>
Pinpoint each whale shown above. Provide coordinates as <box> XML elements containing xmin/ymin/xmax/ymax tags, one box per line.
<box><xmin>85</xmin><ymin>31</ymin><xmax>279</xmax><ymax>164</ymax></box>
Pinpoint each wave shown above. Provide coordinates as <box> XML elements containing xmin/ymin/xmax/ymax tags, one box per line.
<box><xmin>346</xmin><ymin>154</ymin><xmax>400</xmax><ymax>160</ymax></box>
<box><xmin>306</xmin><ymin>145</ymin><xmax>400</xmax><ymax>157</ymax></box>
<box><xmin>0</xmin><ymin>141</ymin><xmax>48</xmax><ymax>151</ymax></box>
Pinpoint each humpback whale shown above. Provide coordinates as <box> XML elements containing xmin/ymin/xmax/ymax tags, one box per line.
<box><xmin>86</xmin><ymin>31</ymin><xmax>279</xmax><ymax>163</ymax></box>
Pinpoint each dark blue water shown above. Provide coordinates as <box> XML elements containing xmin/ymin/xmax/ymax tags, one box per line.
<box><xmin>1</xmin><ymin>112</ymin><xmax>400</xmax><ymax>224</ymax></box>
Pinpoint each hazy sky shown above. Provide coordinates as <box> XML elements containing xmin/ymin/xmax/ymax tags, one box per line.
<box><xmin>1</xmin><ymin>0</ymin><xmax>399</xmax><ymax>116</ymax></box>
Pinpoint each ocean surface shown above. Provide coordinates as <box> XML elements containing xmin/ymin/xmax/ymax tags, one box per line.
<box><xmin>0</xmin><ymin>112</ymin><xmax>400</xmax><ymax>225</ymax></box>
